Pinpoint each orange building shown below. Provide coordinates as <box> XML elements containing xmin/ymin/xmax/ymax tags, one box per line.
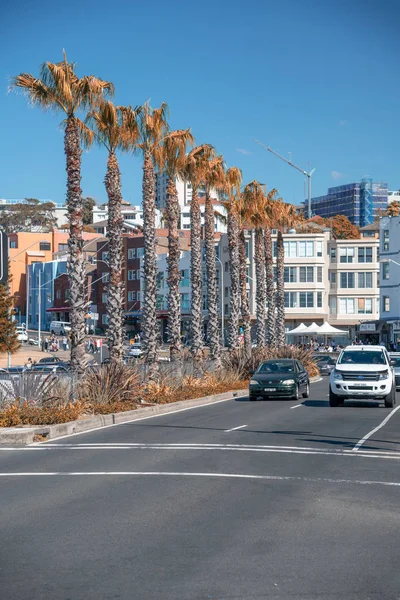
<box><xmin>9</xmin><ymin>230</ymin><xmax>100</xmax><ymax>319</ymax></box>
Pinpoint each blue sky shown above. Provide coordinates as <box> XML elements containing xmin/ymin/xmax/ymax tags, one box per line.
<box><xmin>1</xmin><ymin>0</ymin><xmax>399</xmax><ymax>207</ymax></box>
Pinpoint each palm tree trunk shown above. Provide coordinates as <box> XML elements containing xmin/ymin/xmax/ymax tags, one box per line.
<box><xmin>142</xmin><ymin>150</ymin><xmax>158</xmax><ymax>372</ymax></box>
<box><xmin>204</xmin><ymin>190</ymin><xmax>220</xmax><ymax>366</ymax></box>
<box><xmin>190</xmin><ymin>192</ymin><xmax>203</xmax><ymax>361</ymax></box>
<box><xmin>227</xmin><ymin>211</ymin><xmax>240</xmax><ymax>350</ymax></box>
<box><xmin>166</xmin><ymin>178</ymin><xmax>182</xmax><ymax>362</ymax></box>
<box><xmin>264</xmin><ymin>228</ymin><xmax>276</xmax><ymax>347</ymax></box>
<box><xmin>104</xmin><ymin>151</ymin><xmax>124</xmax><ymax>363</ymax></box>
<box><xmin>276</xmin><ymin>230</ymin><xmax>286</xmax><ymax>346</ymax></box>
<box><xmin>239</xmin><ymin>229</ymin><xmax>251</xmax><ymax>358</ymax></box>
<box><xmin>65</xmin><ymin>117</ymin><xmax>86</xmax><ymax>378</ymax></box>
<box><xmin>255</xmin><ymin>227</ymin><xmax>266</xmax><ymax>348</ymax></box>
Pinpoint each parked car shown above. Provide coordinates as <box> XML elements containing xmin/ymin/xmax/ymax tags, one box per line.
<box><xmin>50</xmin><ymin>320</ymin><xmax>71</xmax><ymax>336</ymax></box>
<box><xmin>127</xmin><ymin>343</ymin><xmax>144</xmax><ymax>358</ymax></box>
<box><xmin>16</xmin><ymin>327</ymin><xmax>28</xmax><ymax>342</ymax></box>
<box><xmin>329</xmin><ymin>345</ymin><xmax>396</xmax><ymax>407</ymax></box>
<box><xmin>37</xmin><ymin>356</ymin><xmax>70</xmax><ymax>369</ymax></box>
<box><xmin>389</xmin><ymin>353</ymin><xmax>400</xmax><ymax>389</ymax></box>
<box><xmin>249</xmin><ymin>359</ymin><xmax>310</xmax><ymax>401</ymax></box>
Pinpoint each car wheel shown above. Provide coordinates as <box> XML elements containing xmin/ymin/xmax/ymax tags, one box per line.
<box><xmin>293</xmin><ymin>385</ymin><xmax>300</xmax><ymax>401</ymax></box>
<box><xmin>329</xmin><ymin>389</ymin><xmax>340</xmax><ymax>407</ymax></box>
<box><xmin>384</xmin><ymin>385</ymin><xmax>396</xmax><ymax>408</ymax></box>
<box><xmin>302</xmin><ymin>382</ymin><xmax>310</xmax><ymax>399</ymax></box>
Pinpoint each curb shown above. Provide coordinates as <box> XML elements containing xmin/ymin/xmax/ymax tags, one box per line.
<box><xmin>0</xmin><ymin>376</ymin><xmax>322</xmax><ymax>446</ymax></box>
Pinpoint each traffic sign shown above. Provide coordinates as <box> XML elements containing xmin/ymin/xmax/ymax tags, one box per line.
<box><xmin>0</xmin><ymin>228</ymin><xmax>8</xmax><ymax>286</ymax></box>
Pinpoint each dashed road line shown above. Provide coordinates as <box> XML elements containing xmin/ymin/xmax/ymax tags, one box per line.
<box><xmin>224</xmin><ymin>424</ymin><xmax>247</xmax><ymax>432</ymax></box>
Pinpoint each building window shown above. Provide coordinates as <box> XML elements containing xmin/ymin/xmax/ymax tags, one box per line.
<box><xmin>339</xmin><ymin>298</ymin><xmax>355</xmax><ymax>314</ymax></box>
<box><xmin>330</xmin><ymin>248</ymin><xmax>337</xmax><ymax>261</ymax></box>
<box><xmin>127</xmin><ymin>291</ymin><xmax>136</xmax><ymax>302</ymax></box>
<box><xmin>358</xmin><ymin>247</ymin><xmax>373</xmax><ymax>263</ymax></box>
<box><xmin>383</xmin><ymin>230</ymin><xmax>389</xmax><ymax>251</ymax></box>
<box><xmin>137</xmin><ymin>248</ymin><xmax>144</xmax><ymax>258</ymax></box>
<box><xmin>183</xmin><ymin>224</ymin><xmax>190</xmax><ymax>229</ymax></box>
<box><xmin>156</xmin><ymin>272</ymin><xmax>164</xmax><ymax>289</ymax></box>
<box><xmin>317</xmin><ymin>241</ymin><xmax>323</xmax><ymax>257</ymax></box>
<box><xmin>339</xmin><ymin>247</ymin><xmax>354</xmax><ymax>263</ymax></box>
<box><xmin>102</xmin><ymin>293</ymin><xmax>108</xmax><ymax>303</ymax></box>
<box><xmin>330</xmin><ymin>272</ymin><xmax>337</xmax><ymax>285</ymax></box>
<box><xmin>128</xmin><ymin>270</ymin><xmax>136</xmax><ymax>280</ymax></box>
<box><xmin>330</xmin><ymin>297</ymin><xmax>337</xmax><ymax>314</ymax></box>
<box><xmin>284</xmin><ymin>266</ymin><xmax>297</xmax><ymax>283</ymax></box>
<box><xmin>317</xmin><ymin>292</ymin><xmax>322</xmax><ymax>308</ymax></box>
<box><xmin>39</xmin><ymin>242</ymin><xmax>51</xmax><ymax>251</ymax></box>
<box><xmin>181</xmin><ymin>293</ymin><xmax>190</xmax><ymax>310</ymax></box>
<box><xmin>382</xmin><ymin>263</ymin><xmax>389</xmax><ymax>280</ymax></box>
<box><xmin>65</xmin><ymin>289</ymin><xmax>70</xmax><ymax>299</ymax></box>
<box><xmin>299</xmin><ymin>292</ymin><xmax>314</xmax><ymax>308</ymax></box>
<box><xmin>102</xmin><ymin>251</ymin><xmax>109</xmax><ymax>263</ymax></box>
<box><xmin>273</xmin><ymin>241</ymin><xmax>277</xmax><ymax>258</ymax></box>
<box><xmin>340</xmin><ymin>272</ymin><xmax>355</xmax><ymax>288</ymax></box>
<box><xmin>56</xmin><ymin>290</ymin><xmax>61</xmax><ymax>300</ymax></box>
<box><xmin>10</xmin><ymin>240</ymin><xmax>18</xmax><ymax>249</ymax></box>
<box><xmin>224</xmin><ymin>261</ymin><xmax>229</xmax><ymax>272</ymax></box>
<box><xmin>58</xmin><ymin>243</ymin><xmax>68</xmax><ymax>251</ymax></box>
<box><xmin>137</xmin><ymin>269</ymin><xmax>141</xmax><ymax>280</ymax></box>
<box><xmin>128</xmin><ymin>248</ymin><xmax>136</xmax><ymax>260</ymax></box>
<box><xmin>102</xmin><ymin>314</ymin><xmax>109</xmax><ymax>325</ymax></box>
<box><xmin>102</xmin><ymin>272</ymin><xmax>110</xmax><ymax>283</ymax></box>
<box><xmin>383</xmin><ymin>296</ymin><xmax>390</xmax><ymax>312</ymax></box>
<box><xmin>298</xmin><ymin>241</ymin><xmax>314</xmax><ymax>257</ymax></box>
<box><xmin>358</xmin><ymin>272</ymin><xmax>373</xmax><ymax>288</ymax></box>
<box><xmin>363</xmin><ymin>231</ymin><xmax>375</xmax><ymax>237</ymax></box>
<box><xmin>284</xmin><ymin>292</ymin><xmax>297</xmax><ymax>308</ymax></box>
<box><xmin>358</xmin><ymin>298</ymin><xmax>373</xmax><ymax>314</ymax></box>
<box><xmin>317</xmin><ymin>266</ymin><xmax>323</xmax><ymax>283</ymax></box>
<box><xmin>283</xmin><ymin>241</ymin><xmax>297</xmax><ymax>258</ymax></box>
<box><xmin>299</xmin><ymin>266</ymin><xmax>314</xmax><ymax>283</ymax></box>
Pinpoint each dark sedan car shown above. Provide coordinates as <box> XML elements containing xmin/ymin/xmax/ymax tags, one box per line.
<box><xmin>249</xmin><ymin>359</ymin><xmax>310</xmax><ymax>401</ymax></box>
<box><xmin>315</xmin><ymin>355</ymin><xmax>336</xmax><ymax>376</ymax></box>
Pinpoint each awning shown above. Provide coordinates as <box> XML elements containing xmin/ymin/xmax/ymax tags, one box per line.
<box><xmin>46</xmin><ymin>306</ymin><xmax>70</xmax><ymax>312</ymax></box>
<box><xmin>286</xmin><ymin>323</ymin><xmax>307</xmax><ymax>335</ymax></box>
<box><xmin>316</xmin><ymin>322</ymin><xmax>348</xmax><ymax>335</ymax></box>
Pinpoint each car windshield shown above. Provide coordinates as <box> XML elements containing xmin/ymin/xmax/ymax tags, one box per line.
<box><xmin>338</xmin><ymin>350</ymin><xmax>386</xmax><ymax>365</ymax></box>
<box><xmin>257</xmin><ymin>361</ymin><xmax>294</xmax><ymax>373</ymax></box>
<box><xmin>390</xmin><ymin>357</ymin><xmax>400</xmax><ymax>367</ymax></box>
<box><xmin>132</xmin><ymin>344</ymin><xmax>141</xmax><ymax>349</ymax></box>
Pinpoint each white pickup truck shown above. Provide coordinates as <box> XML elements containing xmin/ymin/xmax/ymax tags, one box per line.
<box><xmin>329</xmin><ymin>345</ymin><xmax>396</xmax><ymax>408</ymax></box>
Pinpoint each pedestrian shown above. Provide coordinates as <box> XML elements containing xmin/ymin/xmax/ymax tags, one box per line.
<box><xmin>62</xmin><ymin>335</ymin><xmax>67</xmax><ymax>352</ymax></box>
<box><xmin>44</xmin><ymin>337</ymin><xmax>49</xmax><ymax>352</ymax></box>
<box><xmin>25</xmin><ymin>358</ymin><xmax>33</xmax><ymax>369</ymax></box>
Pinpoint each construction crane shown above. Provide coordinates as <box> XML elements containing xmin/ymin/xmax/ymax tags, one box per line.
<box><xmin>254</xmin><ymin>140</ymin><xmax>316</xmax><ymax>218</ymax></box>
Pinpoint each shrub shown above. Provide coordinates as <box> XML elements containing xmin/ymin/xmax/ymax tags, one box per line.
<box><xmin>79</xmin><ymin>362</ymin><xmax>142</xmax><ymax>407</ymax></box>
<box><xmin>222</xmin><ymin>345</ymin><xmax>319</xmax><ymax>379</ymax></box>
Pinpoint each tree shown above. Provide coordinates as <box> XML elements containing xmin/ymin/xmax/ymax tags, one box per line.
<box><xmin>329</xmin><ymin>214</ymin><xmax>359</xmax><ymax>239</ymax></box>
<box><xmin>0</xmin><ymin>284</ymin><xmax>20</xmax><ymax>356</ymax></box>
<box><xmin>0</xmin><ymin>199</ymin><xmax>57</xmax><ymax>233</ymax></box>
<box><xmin>158</xmin><ymin>130</ymin><xmax>194</xmax><ymax>363</ymax></box>
<box><xmin>203</xmin><ymin>155</ymin><xmax>226</xmax><ymax>366</ymax></box>
<box><xmin>264</xmin><ymin>227</ymin><xmax>276</xmax><ymax>347</ymax></box>
<box><xmin>85</xmin><ymin>101</ymin><xmax>140</xmax><ymax>363</ymax></box>
<box><xmin>243</xmin><ymin>181</ymin><xmax>268</xmax><ymax>348</ymax></box>
<box><xmin>272</xmin><ymin>200</ymin><xmax>298</xmax><ymax>346</ymax></box>
<box><xmin>11</xmin><ymin>53</ymin><xmax>113</xmax><ymax>380</ymax></box>
<box><xmin>82</xmin><ymin>197</ymin><xmax>96</xmax><ymax>225</ymax></box>
<box><xmin>126</xmin><ymin>102</ymin><xmax>169</xmax><ymax>373</ymax></box>
<box><xmin>376</xmin><ymin>201</ymin><xmax>400</xmax><ymax>219</ymax></box>
<box><xmin>183</xmin><ymin>144</ymin><xmax>215</xmax><ymax>362</ymax></box>
<box><xmin>222</xmin><ymin>167</ymin><xmax>242</xmax><ymax>351</ymax></box>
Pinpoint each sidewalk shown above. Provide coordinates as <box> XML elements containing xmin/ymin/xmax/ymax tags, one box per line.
<box><xmin>0</xmin><ymin>346</ymin><xmax>98</xmax><ymax>368</ymax></box>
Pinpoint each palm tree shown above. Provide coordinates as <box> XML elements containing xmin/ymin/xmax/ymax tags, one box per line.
<box><xmin>243</xmin><ymin>181</ymin><xmax>268</xmax><ymax>348</ymax></box>
<box><xmin>221</xmin><ymin>167</ymin><xmax>242</xmax><ymax>351</ymax></box>
<box><xmin>130</xmin><ymin>102</ymin><xmax>169</xmax><ymax>373</ymax></box>
<box><xmin>158</xmin><ymin>130</ymin><xmax>194</xmax><ymax>362</ymax></box>
<box><xmin>273</xmin><ymin>200</ymin><xmax>298</xmax><ymax>346</ymax></box>
<box><xmin>85</xmin><ymin>101</ymin><xmax>140</xmax><ymax>363</ymax></box>
<box><xmin>264</xmin><ymin>228</ymin><xmax>276</xmax><ymax>347</ymax></box>
<box><xmin>203</xmin><ymin>155</ymin><xmax>226</xmax><ymax>366</ymax></box>
<box><xmin>11</xmin><ymin>53</ymin><xmax>113</xmax><ymax>378</ymax></box>
<box><xmin>182</xmin><ymin>144</ymin><xmax>215</xmax><ymax>362</ymax></box>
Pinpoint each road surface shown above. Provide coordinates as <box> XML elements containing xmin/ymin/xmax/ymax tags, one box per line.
<box><xmin>1</xmin><ymin>378</ymin><xmax>400</xmax><ymax>600</ymax></box>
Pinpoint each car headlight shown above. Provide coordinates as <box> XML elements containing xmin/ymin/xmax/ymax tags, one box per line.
<box><xmin>333</xmin><ymin>370</ymin><xmax>343</xmax><ymax>381</ymax></box>
<box><xmin>379</xmin><ymin>370</ymin><xmax>389</xmax><ymax>380</ymax></box>
<box><xmin>282</xmin><ymin>379</ymin><xmax>295</xmax><ymax>385</ymax></box>
<box><xmin>249</xmin><ymin>379</ymin><xmax>259</xmax><ymax>386</ymax></box>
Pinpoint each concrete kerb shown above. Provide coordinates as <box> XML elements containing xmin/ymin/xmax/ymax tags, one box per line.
<box><xmin>0</xmin><ymin>376</ymin><xmax>322</xmax><ymax>446</ymax></box>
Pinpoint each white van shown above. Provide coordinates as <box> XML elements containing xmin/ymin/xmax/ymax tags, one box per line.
<box><xmin>50</xmin><ymin>321</ymin><xmax>72</xmax><ymax>336</ymax></box>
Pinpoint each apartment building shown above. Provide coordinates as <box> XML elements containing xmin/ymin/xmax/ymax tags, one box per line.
<box><xmin>379</xmin><ymin>215</ymin><xmax>400</xmax><ymax>345</ymax></box>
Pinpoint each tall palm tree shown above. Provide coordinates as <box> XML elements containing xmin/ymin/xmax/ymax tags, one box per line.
<box><xmin>85</xmin><ymin>101</ymin><xmax>140</xmax><ymax>363</ymax></box>
<box><xmin>182</xmin><ymin>144</ymin><xmax>215</xmax><ymax>362</ymax></box>
<box><xmin>11</xmin><ymin>53</ymin><xmax>113</xmax><ymax>378</ymax></box>
<box><xmin>273</xmin><ymin>200</ymin><xmax>298</xmax><ymax>346</ymax></box>
<box><xmin>233</xmin><ymin>192</ymin><xmax>252</xmax><ymax>358</ymax></box>
<box><xmin>243</xmin><ymin>181</ymin><xmax>268</xmax><ymax>348</ymax></box>
<box><xmin>221</xmin><ymin>167</ymin><xmax>242</xmax><ymax>351</ymax></box>
<box><xmin>264</xmin><ymin>189</ymin><xmax>279</xmax><ymax>347</ymax></box>
<box><xmin>158</xmin><ymin>130</ymin><xmax>194</xmax><ymax>362</ymax></box>
<box><xmin>129</xmin><ymin>102</ymin><xmax>169</xmax><ymax>373</ymax></box>
<box><xmin>203</xmin><ymin>155</ymin><xmax>226</xmax><ymax>366</ymax></box>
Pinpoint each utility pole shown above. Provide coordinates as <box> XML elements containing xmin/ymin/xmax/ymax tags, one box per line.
<box><xmin>254</xmin><ymin>140</ymin><xmax>316</xmax><ymax>218</ymax></box>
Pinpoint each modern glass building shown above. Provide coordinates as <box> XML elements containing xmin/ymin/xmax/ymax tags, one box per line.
<box><xmin>306</xmin><ymin>180</ymin><xmax>388</xmax><ymax>226</ymax></box>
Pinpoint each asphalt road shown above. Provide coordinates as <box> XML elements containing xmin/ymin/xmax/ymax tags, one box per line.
<box><xmin>1</xmin><ymin>379</ymin><xmax>400</xmax><ymax>600</ymax></box>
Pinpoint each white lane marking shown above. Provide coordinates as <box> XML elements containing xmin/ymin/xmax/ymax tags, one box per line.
<box><xmin>352</xmin><ymin>404</ymin><xmax>400</xmax><ymax>452</ymax></box>
<box><xmin>290</xmin><ymin>404</ymin><xmax>303</xmax><ymax>409</ymax></box>
<box><xmin>29</xmin><ymin>378</ymin><xmax>323</xmax><ymax>446</ymax></box>
<box><xmin>0</xmin><ymin>471</ymin><xmax>400</xmax><ymax>487</ymax></box>
<box><xmin>224</xmin><ymin>424</ymin><xmax>247</xmax><ymax>432</ymax></box>
<box><xmin>4</xmin><ymin>443</ymin><xmax>400</xmax><ymax>460</ymax></box>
